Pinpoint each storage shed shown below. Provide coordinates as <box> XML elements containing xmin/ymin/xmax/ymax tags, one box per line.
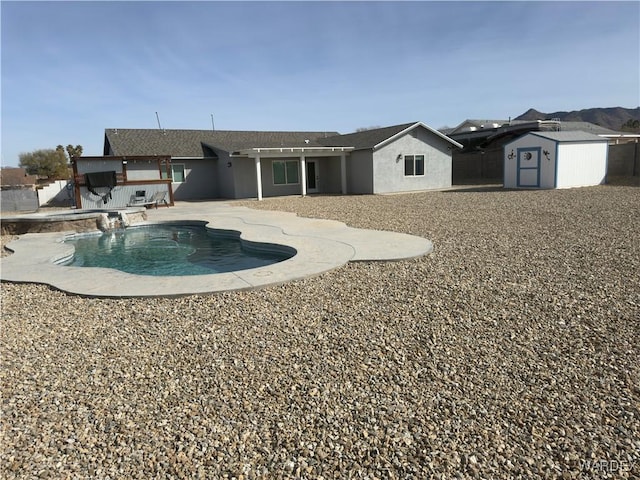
<box><xmin>503</xmin><ymin>131</ymin><xmax>608</xmax><ymax>189</ymax></box>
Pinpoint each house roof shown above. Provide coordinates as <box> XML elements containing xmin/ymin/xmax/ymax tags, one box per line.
<box><xmin>104</xmin><ymin>122</ymin><xmax>463</xmax><ymax>158</ymax></box>
<box><xmin>320</xmin><ymin>122</ymin><xmax>463</xmax><ymax>150</ymax></box>
<box><xmin>528</xmin><ymin>131</ymin><xmax>609</xmax><ymax>142</ymax></box>
<box><xmin>449</xmin><ymin>118</ymin><xmax>623</xmax><ymax>152</ymax></box>
<box><xmin>0</xmin><ymin>167</ymin><xmax>38</xmax><ymax>186</ymax></box>
<box><xmin>447</xmin><ymin>119</ymin><xmax>509</xmax><ymax>135</ymax></box>
<box><xmin>104</xmin><ymin>129</ymin><xmax>340</xmax><ymax>157</ymax></box>
<box><xmin>555</xmin><ymin>122</ymin><xmax>621</xmax><ymax>136</ymax></box>
<box><xmin>449</xmin><ymin>119</ymin><xmax>622</xmax><ymax>138</ymax></box>
<box><xmin>319</xmin><ymin>123</ymin><xmax>416</xmax><ymax>149</ymax></box>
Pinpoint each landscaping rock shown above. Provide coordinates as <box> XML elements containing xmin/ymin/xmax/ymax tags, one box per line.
<box><xmin>1</xmin><ymin>185</ymin><xmax>638</xmax><ymax>478</ymax></box>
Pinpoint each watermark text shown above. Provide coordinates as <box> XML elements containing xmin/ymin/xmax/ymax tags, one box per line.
<box><xmin>580</xmin><ymin>459</ymin><xmax>637</xmax><ymax>473</ymax></box>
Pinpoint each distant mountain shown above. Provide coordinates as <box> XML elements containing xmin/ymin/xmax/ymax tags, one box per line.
<box><xmin>514</xmin><ymin>107</ymin><xmax>640</xmax><ymax>132</ymax></box>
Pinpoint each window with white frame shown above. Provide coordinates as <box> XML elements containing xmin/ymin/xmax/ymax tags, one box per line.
<box><xmin>404</xmin><ymin>155</ymin><xmax>425</xmax><ymax>176</ymax></box>
<box><xmin>272</xmin><ymin>160</ymin><xmax>299</xmax><ymax>185</ymax></box>
<box><xmin>161</xmin><ymin>164</ymin><xmax>186</xmax><ymax>183</ymax></box>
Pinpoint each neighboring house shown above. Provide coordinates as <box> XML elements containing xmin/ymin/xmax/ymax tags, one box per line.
<box><xmin>503</xmin><ymin>131</ymin><xmax>608</xmax><ymax>189</ymax></box>
<box><xmin>448</xmin><ymin>118</ymin><xmax>639</xmax><ymax>152</ymax></box>
<box><xmin>443</xmin><ymin>119</ymin><xmax>510</xmax><ymax>137</ymax></box>
<box><xmin>447</xmin><ymin>119</ymin><xmax>562</xmax><ymax>153</ymax></box>
<box><xmin>553</xmin><ymin>122</ymin><xmax>640</xmax><ymax>145</ymax></box>
<box><xmin>0</xmin><ymin>167</ymin><xmax>38</xmax><ymax>186</ymax></box>
<box><xmin>72</xmin><ymin>121</ymin><xmax>462</xmax><ymax>207</ymax></box>
<box><xmin>0</xmin><ymin>167</ymin><xmax>40</xmax><ymax>212</ymax></box>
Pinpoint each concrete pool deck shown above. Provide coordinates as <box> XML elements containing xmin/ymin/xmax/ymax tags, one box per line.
<box><xmin>0</xmin><ymin>201</ymin><xmax>432</xmax><ymax>297</ymax></box>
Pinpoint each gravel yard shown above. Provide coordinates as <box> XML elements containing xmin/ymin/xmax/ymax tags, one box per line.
<box><xmin>1</xmin><ymin>185</ymin><xmax>639</xmax><ymax>479</ymax></box>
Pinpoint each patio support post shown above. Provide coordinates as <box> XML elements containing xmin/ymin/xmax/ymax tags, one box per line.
<box><xmin>300</xmin><ymin>155</ymin><xmax>307</xmax><ymax>197</ymax></box>
<box><xmin>340</xmin><ymin>152</ymin><xmax>347</xmax><ymax>194</ymax></box>
<box><xmin>255</xmin><ymin>155</ymin><xmax>263</xmax><ymax>201</ymax></box>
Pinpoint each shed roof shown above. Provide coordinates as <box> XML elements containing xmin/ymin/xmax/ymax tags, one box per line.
<box><xmin>529</xmin><ymin>131</ymin><xmax>609</xmax><ymax>142</ymax></box>
<box><xmin>104</xmin><ymin>129</ymin><xmax>340</xmax><ymax>157</ymax></box>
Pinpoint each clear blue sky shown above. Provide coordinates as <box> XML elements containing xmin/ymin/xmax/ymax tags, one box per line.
<box><xmin>2</xmin><ymin>1</ymin><xmax>639</xmax><ymax>166</ymax></box>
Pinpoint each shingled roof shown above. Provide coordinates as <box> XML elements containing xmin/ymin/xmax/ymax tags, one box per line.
<box><xmin>556</xmin><ymin>122</ymin><xmax>621</xmax><ymax>136</ymax></box>
<box><xmin>104</xmin><ymin>129</ymin><xmax>340</xmax><ymax>157</ymax></box>
<box><xmin>104</xmin><ymin>122</ymin><xmax>462</xmax><ymax>157</ymax></box>
<box><xmin>319</xmin><ymin>123</ymin><xmax>417</xmax><ymax>150</ymax></box>
<box><xmin>320</xmin><ymin>122</ymin><xmax>462</xmax><ymax>150</ymax></box>
<box><xmin>0</xmin><ymin>167</ymin><xmax>38</xmax><ymax>186</ymax></box>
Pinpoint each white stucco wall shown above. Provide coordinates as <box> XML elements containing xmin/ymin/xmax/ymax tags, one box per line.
<box><xmin>372</xmin><ymin>129</ymin><xmax>452</xmax><ymax>194</ymax></box>
<box><xmin>37</xmin><ymin>180</ymin><xmax>71</xmax><ymax>206</ymax></box>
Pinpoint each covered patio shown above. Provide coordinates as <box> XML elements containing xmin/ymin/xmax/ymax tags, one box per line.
<box><xmin>234</xmin><ymin>146</ymin><xmax>354</xmax><ymax>200</ymax></box>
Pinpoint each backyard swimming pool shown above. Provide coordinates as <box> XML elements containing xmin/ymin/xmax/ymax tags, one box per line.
<box><xmin>60</xmin><ymin>224</ymin><xmax>295</xmax><ymax>276</ymax></box>
<box><xmin>1</xmin><ymin>202</ymin><xmax>431</xmax><ymax>296</ymax></box>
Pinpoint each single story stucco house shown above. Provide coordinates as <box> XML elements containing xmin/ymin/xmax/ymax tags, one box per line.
<box><xmin>72</xmin><ymin>122</ymin><xmax>462</xmax><ymax>208</ymax></box>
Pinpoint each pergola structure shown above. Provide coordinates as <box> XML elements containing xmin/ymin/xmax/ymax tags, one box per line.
<box><xmin>71</xmin><ymin>155</ymin><xmax>174</xmax><ymax>209</ymax></box>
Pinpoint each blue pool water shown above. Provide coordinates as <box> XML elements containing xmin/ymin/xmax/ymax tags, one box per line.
<box><xmin>62</xmin><ymin>224</ymin><xmax>294</xmax><ymax>276</ymax></box>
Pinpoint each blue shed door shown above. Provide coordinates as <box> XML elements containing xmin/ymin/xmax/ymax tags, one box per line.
<box><xmin>517</xmin><ymin>147</ymin><xmax>541</xmax><ymax>188</ymax></box>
